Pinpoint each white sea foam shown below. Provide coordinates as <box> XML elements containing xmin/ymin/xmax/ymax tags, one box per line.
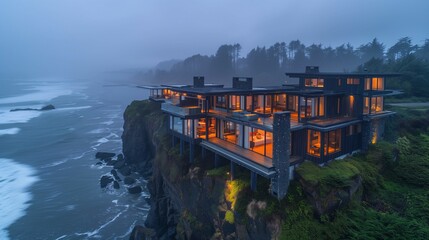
<box><xmin>75</xmin><ymin>210</ymin><xmax>124</xmax><ymax>238</ymax></box>
<box><xmin>0</xmin><ymin>85</ymin><xmax>72</xmax><ymax>105</ymax></box>
<box><xmin>0</xmin><ymin>128</ymin><xmax>20</xmax><ymax>136</ymax></box>
<box><xmin>101</xmin><ymin>120</ymin><xmax>114</xmax><ymax>125</ymax></box>
<box><xmin>56</xmin><ymin>106</ymin><xmax>92</xmax><ymax>111</ymax></box>
<box><xmin>40</xmin><ymin>159</ymin><xmax>69</xmax><ymax>168</ymax></box>
<box><xmin>0</xmin><ymin>109</ymin><xmax>42</xmax><ymax>125</ymax></box>
<box><xmin>0</xmin><ymin>158</ymin><xmax>38</xmax><ymax>240</ymax></box>
<box><xmin>88</xmin><ymin>128</ymin><xmax>107</xmax><ymax>134</ymax></box>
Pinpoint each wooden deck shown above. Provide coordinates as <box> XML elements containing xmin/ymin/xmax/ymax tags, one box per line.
<box><xmin>201</xmin><ymin>138</ymin><xmax>276</xmax><ymax>177</ymax></box>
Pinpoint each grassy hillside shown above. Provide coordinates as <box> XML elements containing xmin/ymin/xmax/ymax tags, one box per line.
<box><xmin>220</xmin><ymin>107</ymin><xmax>429</xmax><ymax>239</ymax></box>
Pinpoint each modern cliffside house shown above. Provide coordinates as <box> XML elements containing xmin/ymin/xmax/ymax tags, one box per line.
<box><xmin>143</xmin><ymin>67</ymin><xmax>399</xmax><ymax>199</ymax></box>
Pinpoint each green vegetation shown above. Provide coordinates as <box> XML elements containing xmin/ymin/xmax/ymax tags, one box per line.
<box><xmin>296</xmin><ymin>160</ymin><xmax>360</xmax><ymax>191</ymax></box>
<box><xmin>124</xmin><ymin>99</ymin><xmax>161</xmax><ymax>119</ymax></box>
<box><xmin>224</xmin><ymin>210</ymin><xmax>235</xmax><ymax>224</ymax></box>
<box><xmin>226</xmin><ymin>114</ymin><xmax>429</xmax><ymax>239</ymax></box>
<box><xmin>206</xmin><ymin>165</ymin><xmax>229</xmax><ymax>177</ymax></box>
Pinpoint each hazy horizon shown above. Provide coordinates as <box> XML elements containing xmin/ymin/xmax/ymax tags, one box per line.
<box><xmin>1</xmin><ymin>0</ymin><xmax>428</xmax><ymax>77</ymax></box>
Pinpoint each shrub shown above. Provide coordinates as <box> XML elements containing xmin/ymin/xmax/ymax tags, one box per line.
<box><xmin>394</xmin><ymin>154</ymin><xmax>429</xmax><ymax>187</ymax></box>
<box><xmin>225</xmin><ymin>210</ymin><xmax>235</xmax><ymax>224</ymax></box>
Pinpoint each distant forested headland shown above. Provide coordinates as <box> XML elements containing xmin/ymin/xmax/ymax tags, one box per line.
<box><xmin>143</xmin><ymin>37</ymin><xmax>429</xmax><ymax>98</ymax></box>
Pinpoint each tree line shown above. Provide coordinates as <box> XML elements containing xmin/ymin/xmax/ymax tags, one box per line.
<box><xmin>143</xmin><ymin>37</ymin><xmax>429</xmax><ymax>96</ymax></box>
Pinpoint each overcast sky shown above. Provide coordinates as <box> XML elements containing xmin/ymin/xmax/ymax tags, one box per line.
<box><xmin>0</xmin><ymin>0</ymin><xmax>428</xmax><ymax>77</ymax></box>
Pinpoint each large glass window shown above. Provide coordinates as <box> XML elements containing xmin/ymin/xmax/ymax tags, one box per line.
<box><xmin>264</xmin><ymin>95</ymin><xmax>272</xmax><ymax>114</ymax></box>
<box><xmin>273</xmin><ymin>94</ymin><xmax>287</xmax><ymax>112</ymax></box>
<box><xmin>246</xmin><ymin>96</ymin><xmax>252</xmax><ymax>112</ymax></box>
<box><xmin>229</xmin><ymin>95</ymin><xmax>241</xmax><ymax>110</ymax></box>
<box><xmin>172</xmin><ymin>116</ymin><xmax>183</xmax><ymax>134</ymax></box>
<box><xmin>215</xmin><ymin>96</ymin><xmax>226</xmax><ymax>108</ymax></box>
<box><xmin>253</xmin><ymin>95</ymin><xmax>264</xmax><ymax>113</ymax></box>
<box><xmin>222</xmin><ymin>121</ymin><xmax>242</xmax><ymax>145</ymax></box>
<box><xmin>371</xmin><ymin>96</ymin><xmax>383</xmax><ymax>113</ymax></box>
<box><xmin>305</xmin><ymin>78</ymin><xmax>324</xmax><ymax>88</ymax></box>
<box><xmin>301</xmin><ymin>97</ymin><xmax>325</xmax><ymax>118</ymax></box>
<box><xmin>324</xmin><ymin>129</ymin><xmax>342</xmax><ymax>156</ymax></box>
<box><xmin>372</xmin><ymin>77</ymin><xmax>384</xmax><ymax>90</ymax></box>
<box><xmin>365</xmin><ymin>77</ymin><xmax>384</xmax><ymax>90</ymax></box>
<box><xmin>307</xmin><ymin>130</ymin><xmax>321</xmax><ymax>156</ymax></box>
<box><xmin>248</xmin><ymin>128</ymin><xmax>273</xmax><ymax>158</ymax></box>
<box><xmin>347</xmin><ymin>78</ymin><xmax>360</xmax><ymax>85</ymax></box>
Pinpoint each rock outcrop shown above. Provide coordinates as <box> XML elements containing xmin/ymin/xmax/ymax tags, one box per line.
<box><xmin>10</xmin><ymin>104</ymin><xmax>55</xmax><ymax>112</ymax></box>
<box><xmin>122</xmin><ymin>100</ymin><xmax>277</xmax><ymax>240</ymax></box>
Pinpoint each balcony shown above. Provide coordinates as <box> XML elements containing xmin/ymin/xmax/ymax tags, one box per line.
<box><xmin>161</xmin><ymin>103</ymin><xmax>202</xmax><ymax>117</ymax></box>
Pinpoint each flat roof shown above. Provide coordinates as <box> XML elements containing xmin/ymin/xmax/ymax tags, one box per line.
<box><xmin>137</xmin><ymin>85</ymin><xmax>167</xmax><ymax>90</ymax></box>
<box><xmin>167</xmin><ymin>85</ymin><xmax>305</xmax><ymax>95</ymax></box>
<box><xmin>286</xmin><ymin>72</ymin><xmax>401</xmax><ymax>78</ymax></box>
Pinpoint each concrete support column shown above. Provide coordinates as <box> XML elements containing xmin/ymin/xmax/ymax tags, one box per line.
<box><xmin>230</xmin><ymin>161</ymin><xmax>235</xmax><ymax>180</ymax></box>
<box><xmin>271</xmin><ymin>111</ymin><xmax>291</xmax><ymax>200</ymax></box>
<box><xmin>250</xmin><ymin>172</ymin><xmax>257</xmax><ymax>192</ymax></box>
<box><xmin>214</xmin><ymin>154</ymin><xmax>220</xmax><ymax>168</ymax></box>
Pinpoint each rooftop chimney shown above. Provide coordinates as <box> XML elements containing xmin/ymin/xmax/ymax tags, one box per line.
<box><xmin>193</xmin><ymin>76</ymin><xmax>204</xmax><ymax>88</ymax></box>
<box><xmin>232</xmin><ymin>77</ymin><xmax>253</xmax><ymax>90</ymax></box>
<box><xmin>305</xmin><ymin>66</ymin><xmax>319</xmax><ymax>73</ymax></box>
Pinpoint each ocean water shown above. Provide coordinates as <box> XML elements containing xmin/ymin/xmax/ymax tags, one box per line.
<box><xmin>0</xmin><ymin>77</ymin><xmax>150</xmax><ymax>239</ymax></box>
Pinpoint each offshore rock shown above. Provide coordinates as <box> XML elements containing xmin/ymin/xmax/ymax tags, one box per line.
<box><xmin>10</xmin><ymin>104</ymin><xmax>55</xmax><ymax>112</ymax></box>
<box><xmin>127</xmin><ymin>186</ymin><xmax>142</xmax><ymax>194</ymax></box>
<box><xmin>113</xmin><ymin>181</ymin><xmax>120</xmax><ymax>189</ymax></box>
<box><xmin>124</xmin><ymin>176</ymin><xmax>136</xmax><ymax>185</ymax></box>
<box><xmin>100</xmin><ymin>175</ymin><xmax>114</xmax><ymax>188</ymax></box>
<box><xmin>40</xmin><ymin>104</ymin><xmax>55</xmax><ymax>111</ymax></box>
<box><xmin>111</xmin><ymin>169</ymin><xmax>121</xmax><ymax>181</ymax></box>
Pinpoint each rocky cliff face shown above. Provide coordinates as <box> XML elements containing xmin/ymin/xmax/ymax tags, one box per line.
<box><xmin>122</xmin><ymin>100</ymin><xmax>277</xmax><ymax>239</ymax></box>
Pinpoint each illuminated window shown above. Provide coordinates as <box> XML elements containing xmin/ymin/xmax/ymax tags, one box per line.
<box><xmin>366</xmin><ymin>77</ymin><xmax>384</xmax><ymax>90</ymax></box>
<box><xmin>229</xmin><ymin>95</ymin><xmax>241</xmax><ymax>110</ymax></box>
<box><xmin>248</xmin><ymin>128</ymin><xmax>273</xmax><ymax>158</ymax></box>
<box><xmin>305</xmin><ymin>78</ymin><xmax>324</xmax><ymax>88</ymax></box>
<box><xmin>372</xmin><ymin>77</ymin><xmax>384</xmax><ymax>90</ymax></box>
<box><xmin>324</xmin><ymin>129</ymin><xmax>342</xmax><ymax>156</ymax></box>
<box><xmin>371</xmin><ymin>96</ymin><xmax>383</xmax><ymax>113</ymax></box>
<box><xmin>301</xmin><ymin>97</ymin><xmax>325</xmax><ymax>118</ymax></box>
<box><xmin>364</xmin><ymin>97</ymin><xmax>370</xmax><ymax>114</ymax></box>
<box><xmin>364</xmin><ymin>78</ymin><xmax>371</xmax><ymax>90</ymax></box>
<box><xmin>347</xmin><ymin>78</ymin><xmax>360</xmax><ymax>85</ymax></box>
<box><xmin>307</xmin><ymin>130</ymin><xmax>321</xmax><ymax>156</ymax></box>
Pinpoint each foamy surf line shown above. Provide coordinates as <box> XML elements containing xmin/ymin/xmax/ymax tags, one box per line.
<box><xmin>0</xmin><ymin>158</ymin><xmax>38</xmax><ymax>240</ymax></box>
<box><xmin>0</xmin><ymin>85</ymin><xmax>72</xmax><ymax>105</ymax></box>
<box><xmin>0</xmin><ymin>128</ymin><xmax>20</xmax><ymax>136</ymax></box>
